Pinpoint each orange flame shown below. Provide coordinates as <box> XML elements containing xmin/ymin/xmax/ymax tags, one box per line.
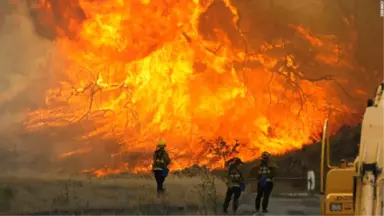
<box><xmin>24</xmin><ymin>0</ymin><xmax>367</xmax><ymax>175</ymax></box>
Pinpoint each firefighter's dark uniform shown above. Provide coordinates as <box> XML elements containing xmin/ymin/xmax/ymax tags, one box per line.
<box><xmin>253</xmin><ymin>159</ymin><xmax>277</xmax><ymax>212</ymax></box>
<box><xmin>223</xmin><ymin>159</ymin><xmax>244</xmax><ymax>214</ymax></box>
<box><xmin>152</xmin><ymin>143</ymin><xmax>171</xmax><ymax>194</ymax></box>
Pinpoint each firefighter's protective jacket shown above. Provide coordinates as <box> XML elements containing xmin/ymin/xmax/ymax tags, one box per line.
<box><xmin>252</xmin><ymin>160</ymin><xmax>278</xmax><ymax>183</ymax></box>
<box><xmin>152</xmin><ymin>149</ymin><xmax>171</xmax><ymax>171</ymax></box>
<box><xmin>226</xmin><ymin>164</ymin><xmax>244</xmax><ymax>188</ymax></box>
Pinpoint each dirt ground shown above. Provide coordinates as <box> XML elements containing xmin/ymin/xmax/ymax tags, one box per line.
<box><xmin>0</xmin><ymin>172</ymin><xmax>315</xmax><ymax>215</ymax></box>
<box><xmin>0</xmin><ymin>174</ymin><xmax>229</xmax><ymax>215</ymax></box>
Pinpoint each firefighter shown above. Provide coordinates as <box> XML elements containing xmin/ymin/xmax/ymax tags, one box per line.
<box><xmin>254</xmin><ymin>151</ymin><xmax>277</xmax><ymax>213</ymax></box>
<box><xmin>152</xmin><ymin>140</ymin><xmax>171</xmax><ymax>196</ymax></box>
<box><xmin>223</xmin><ymin>157</ymin><xmax>245</xmax><ymax>214</ymax></box>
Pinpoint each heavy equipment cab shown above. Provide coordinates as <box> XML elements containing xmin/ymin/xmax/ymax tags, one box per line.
<box><xmin>320</xmin><ymin>82</ymin><xmax>384</xmax><ymax>215</ymax></box>
<box><xmin>319</xmin><ymin>118</ymin><xmax>355</xmax><ymax>215</ymax></box>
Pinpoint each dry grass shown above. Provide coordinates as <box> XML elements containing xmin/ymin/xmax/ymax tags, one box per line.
<box><xmin>0</xmin><ymin>173</ymin><xmax>227</xmax><ymax>215</ymax></box>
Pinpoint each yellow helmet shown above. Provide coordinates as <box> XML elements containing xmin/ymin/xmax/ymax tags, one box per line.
<box><xmin>261</xmin><ymin>151</ymin><xmax>271</xmax><ymax>159</ymax></box>
<box><xmin>157</xmin><ymin>140</ymin><xmax>166</xmax><ymax>148</ymax></box>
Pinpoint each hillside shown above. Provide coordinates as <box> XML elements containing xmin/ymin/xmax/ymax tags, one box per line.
<box><xmin>247</xmin><ymin>124</ymin><xmax>361</xmax><ymax>178</ymax></box>
<box><xmin>174</xmin><ymin>124</ymin><xmax>361</xmax><ymax>178</ymax></box>
<box><xmin>183</xmin><ymin>124</ymin><xmax>362</xmax><ymax>192</ymax></box>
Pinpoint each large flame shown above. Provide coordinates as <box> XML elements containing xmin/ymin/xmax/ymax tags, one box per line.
<box><xmin>23</xmin><ymin>0</ymin><xmax>370</xmax><ymax>176</ymax></box>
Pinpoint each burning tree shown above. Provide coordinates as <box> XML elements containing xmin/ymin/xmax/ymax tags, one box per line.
<box><xmin>6</xmin><ymin>0</ymin><xmax>381</xmax><ymax>175</ymax></box>
<box><xmin>200</xmin><ymin>136</ymin><xmax>242</xmax><ymax>168</ymax></box>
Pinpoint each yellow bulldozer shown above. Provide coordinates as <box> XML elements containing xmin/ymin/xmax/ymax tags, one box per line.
<box><xmin>320</xmin><ymin>82</ymin><xmax>383</xmax><ymax>215</ymax></box>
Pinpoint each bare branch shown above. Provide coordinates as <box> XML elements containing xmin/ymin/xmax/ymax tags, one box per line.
<box><xmin>200</xmin><ymin>136</ymin><xmax>243</xmax><ymax>168</ymax></box>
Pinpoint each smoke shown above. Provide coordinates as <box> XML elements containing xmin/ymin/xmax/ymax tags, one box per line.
<box><xmin>0</xmin><ymin>1</ymin><xmax>53</xmax><ymax>124</ymax></box>
<box><xmin>0</xmin><ymin>1</ymin><xmax>65</xmax><ymax>176</ymax></box>
<box><xmin>0</xmin><ymin>2</ymin><xmax>116</xmax><ymax>175</ymax></box>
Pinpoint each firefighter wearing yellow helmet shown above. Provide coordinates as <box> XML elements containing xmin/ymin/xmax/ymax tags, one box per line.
<box><xmin>223</xmin><ymin>157</ymin><xmax>245</xmax><ymax>214</ymax></box>
<box><xmin>252</xmin><ymin>151</ymin><xmax>278</xmax><ymax>213</ymax></box>
<box><xmin>152</xmin><ymin>140</ymin><xmax>171</xmax><ymax>196</ymax></box>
